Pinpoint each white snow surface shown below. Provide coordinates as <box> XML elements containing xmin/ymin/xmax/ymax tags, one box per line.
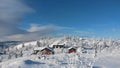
<box><xmin>93</xmin><ymin>46</ymin><xmax>120</xmax><ymax>68</ymax></box>
<box><xmin>0</xmin><ymin>36</ymin><xmax>120</xmax><ymax>68</ymax></box>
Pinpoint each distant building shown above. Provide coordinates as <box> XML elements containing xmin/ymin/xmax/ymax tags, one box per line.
<box><xmin>52</xmin><ymin>44</ymin><xmax>65</xmax><ymax>48</ymax></box>
<box><xmin>68</xmin><ymin>47</ymin><xmax>77</xmax><ymax>53</ymax></box>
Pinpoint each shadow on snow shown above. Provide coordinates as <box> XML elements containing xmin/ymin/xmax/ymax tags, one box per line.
<box><xmin>24</xmin><ymin>60</ymin><xmax>45</xmax><ymax>65</ymax></box>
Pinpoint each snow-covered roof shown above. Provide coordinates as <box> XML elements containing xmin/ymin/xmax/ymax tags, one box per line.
<box><xmin>68</xmin><ymin>46</ymin><xmax>77</xmax><ymax>49</ymax></box>
<box><xmin>34</xmin><ymin>47</ymin><xmax>53</xmax><ymax>51</ymax></box>
<box><xmin>34</xmin><ymin>47</ymin><xmax>46</xmax><ymax>50</ymax></box>
<box><xmin>49</xmin><ymin>44</ymin><xmax>65</xmax><ymax>48</ymax></box>
<box><xmin>53</xmin><ymin>44</ymin><xmax>65</xmax><ymax>46</ymax></box>
<box><xmin>82</xmin><ymin>46</ymin><xmax>93</xmax><ymax>50</ymax></box>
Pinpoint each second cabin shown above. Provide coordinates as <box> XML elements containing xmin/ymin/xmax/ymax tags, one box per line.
<box><xmin>68</xmin><ymin>47</ymin><xmax>77</xmax><ymax>53</ymax></box>
<box><xmin>52</xmin><ymin>44</ymin><xmax>65</xmax><ymax>48</ymax></box>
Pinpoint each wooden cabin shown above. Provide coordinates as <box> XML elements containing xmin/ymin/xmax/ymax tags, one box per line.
<box><xmin>53</xmin><ymin>44</ymin><xmax>65</xmax><ymax>48</ymax></box>
<box><xmin>68</xmin><ymin>47</ymin><xmax>77</xmax><ymax>53</ymax></box>
<box><xmin>32</xmin><ymin>47</ymin><xmax>54</xmax><ymax>55</ymax></box>
<box><xmin>40</xmin><ymin>48</ymin><xmax>54</xmax><ymax>55</ymax></box>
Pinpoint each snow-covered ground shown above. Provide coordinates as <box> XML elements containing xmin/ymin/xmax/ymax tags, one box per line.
<box><xmin>93</xmin><ymin>46</ymin><xmax>120</xmax><ymax>68</ymax></box>
<box><xmin>0</xmin><ymin>36</ymin><xmax>120</xmax><ymax>68</ymax></box>
<box><xmin>94</xmin><ymin>56</ymin><xmax>120</xmax><ymax>68</ymax></box>
<box><xmin>0</xmin><ymin>53</ymin><xmax>94</xmax><ymax>68</ymax></box>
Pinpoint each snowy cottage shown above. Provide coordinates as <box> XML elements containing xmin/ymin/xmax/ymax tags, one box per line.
<box><xmin>68</xmin><ymin>47</ymin><xmax>77</xmax><ymax>53</ymax></box>
<box><xmin>33</xmin><ymin>47</ymin><xmax>54</xmax><ymax>55</ymax></box>
<box><xmin>41</xmin><ymin>48</ymin><xmax>54</xmax><ymax>55</ymax></box>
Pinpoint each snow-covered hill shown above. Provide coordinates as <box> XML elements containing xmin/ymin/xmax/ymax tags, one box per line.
<box><xmin>0</xmin><ymin>36</ymin><xmax>120</xmax><ymax>68</ymax></box>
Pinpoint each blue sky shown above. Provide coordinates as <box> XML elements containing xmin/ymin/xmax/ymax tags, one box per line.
<box><xmin>0</xmin><ymin>0</ymin><xmax>120</xmax><ymax>41</ymax></box>
<box><xmin>22</xmin><ymin>0</ymin><xmax>120</xmax><ymax>38</ymax></box>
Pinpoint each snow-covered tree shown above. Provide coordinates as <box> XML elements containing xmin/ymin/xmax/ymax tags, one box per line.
<box><xmin>36</xmin><ymin>41</ymin><xmax>41</xmax><ymax>47</ymax></box>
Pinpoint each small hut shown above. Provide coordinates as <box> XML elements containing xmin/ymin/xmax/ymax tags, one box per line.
<box><xmin>68</xmin><ymin>47</ymin><xmax>77</xmax><ymax>53</ymax></box>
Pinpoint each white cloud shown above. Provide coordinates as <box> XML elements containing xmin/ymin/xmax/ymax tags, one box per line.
<box><xmin>1</xmin><ymin>24</ymin><xmax>74</xmax><ymax>41</ymax></box>
<box><xmin>0</xmin><ymin>0</ymin><xmax>34</xmax><ymax>37</ymax></box>
<box><xmin>27</xmin><ymin>24</ymin><xmax>74</xmax><ymax>32</ymax></box>
<box><xmin>0</xmin><ymin>0</ymin><xmax>33</xmax><ymax>23</ymax></box>
<box><xmin>27</xmin><ymin>24</ymin><xmax>56</xmax><ymax>32</ymax></box>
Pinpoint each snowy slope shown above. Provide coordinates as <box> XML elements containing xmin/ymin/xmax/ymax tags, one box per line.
<box><xmin>0</xmin><ymin>53</ymin><xmax>94</xmax><ymax>68</ymax></box>
<box><xmin>0</xmin><ymin>36</ymin><xmax>120</xmax><ymax>68</ymax></box>
<box><xmin>93</xmin><ymin>46</ymin><xmax>120</xmax><ymax>68</ymax></box>
<box><xmin>94</xmin><ymin>56</ymin><xmax>120</xmax><ymax>68</ymax></box>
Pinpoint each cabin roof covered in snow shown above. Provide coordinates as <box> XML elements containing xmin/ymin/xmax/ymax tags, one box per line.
<box><xmin>34</xmin><ymin>47</ymin><xmax>53</xmax><ymax>51</ymax></box>
<box><xmin>34</xmin><ymin>47</ymin><xmax>46</xmax><ymax>50</ymax></box>
<box><xmin>68</xmin><ymin>46</ymin><xmax>77</xmax><ymax>49</ymax></box>
<box><xmin>49</xmin><ymin>44</ymin><xmax>65</xmax><ymax>47</ymax></box>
